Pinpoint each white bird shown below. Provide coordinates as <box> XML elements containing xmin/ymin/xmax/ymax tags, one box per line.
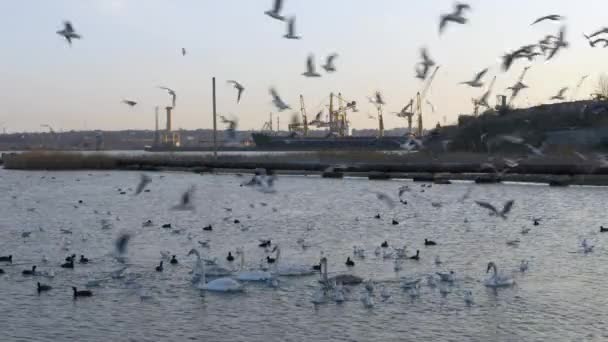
<box><xmin>283</xmin><ymin>17</ymin><xmax>301</xmax><ymax>39</ymax></box>
<box><xmin>439</xmin><ymin>3</ymin><xmax>471</xmax><ymax>34</ymax></box>
<box><xmin>550</xmin><ymin>87</ymin><xmax>568</xmax><ymax>101</ymax></box>
<box><xmin>400</xmin><ymin>278</ymin><xmax>421</xmax><ymax>289</ymax></box>
<box><xmin>531</xmin><ymin>14</ymin><xmax>563</xmax><ymax>25</ymax></box>
<box><xmin>195</xmin><ymin>253</ymin><xmax>243</xmax><ymax>292</ymax></box>
<box><xmin>521</xmin><ymin>227</ymin><xmax>531</xmax><ymax>234</ymax></box>
<box><xmin>235</xmin><ymin>248</ymin><xmax>272</xmax><ymax>281</ymax></box>
<box><xmin>475</xmin><ymin>200</ymin><xmax>514</xmax><ymax>219</ymax></box>
<box><xmin>158</xmin><ymin>86</ymin><xmax>177</xmax><ymax>108</ymax></box>
<box><xmin>322</xmin><ymin>54</ymin><xmax>338</xmax><ymax>73</ymax></box>
<box><xmin>272</xmin><ymin>246</ymin><xmax>316</xmax><ymax>276</ymax></box>
<box><xmin>302</xmin><ymin>55</ymin><xmax>321</xmax><ymax>77</ymax></box>
<box><xmin>361</xmin><ymin>290</ymin><xmax>375</xmax><ymax>308</ymax></box>
<box><xmin>333</xmin><ymin>282</ymin><xmax>345</xmax><ymax>303</ymax></box>
<box><xmin>463</xmin><ymin>290</ymin><xmax>474</xmax><ymax>305</ymax></box>
<box><xmin>460</xmin><ymin>68</ymin><xmax>488</xmax><ymax>87</ymax></box>
<box><xmin>264</xmin><ymin>0</ymin><xmax>285</xmax><ymax>21</ymax></box>
<box><xmin>484</xmin><ymin>262</ymin><xmax>515</xmax><ymax>288</ymax></box>
<box><xmin>520</xmin><ymin>260</ymin><xmax>529</xmax><ymax>272</ymax></box>
<box><xmin>57</xmin><ymin>21</ymin><xmax>81</xmax><ymax>46</ymax></box>
<box><xmin>311</xmin><ymin>287</ymin><xmax>327</xmax><ymax>304</ymax></box>
<box><xmin>581</xmin><ymin>239</ymin><xmax>594</xmax><ymax>253</ymax></box>
<box><xmin>227</xmin><ymin>81</ymin><xmax>245</xmax><ymax>103</ymax></box>
<box><xmin>435</xmin><ymin>255</ymin><xmax>443</xmax><ymax>265</ymax></box>
<box><xmin>269</xmin><ymin>88</ymin><xmax>290</xmax><ymax>111</ymax></box>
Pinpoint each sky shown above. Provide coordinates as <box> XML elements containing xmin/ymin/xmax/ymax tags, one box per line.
<box><xmin>0</xmin><ymin>0</ymin><xmax>606</xmax><ymax>133</ymax></box>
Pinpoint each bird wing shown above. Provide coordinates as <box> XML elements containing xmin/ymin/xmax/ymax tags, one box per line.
<box><xmin>557</xmin><ymin>87</ymin><xmax>568</xmax><ymax>97</ymax></box>
<box><xmin>326</xmin><ymin>54</ymin><xmax>338</xmax><ymax>67</ymax></box>
<box><xmin>475</xmin><ymin>201</ymin><xmax>498</xmax><ymax>215</ymax></box>
<box><xmin>589</xmin><ymin>27</ymin><xmax>608</xmax><ymax>38</ymax></box>
<box><xmin>306</xmin><ymin>55</ymin><xmax>315</xmax><ymax>72</ymax></box>
<box><xmin>288</xmin><ymin>17</ymin><xmax>295</xmax><ymax>35</ymax></box>
<box><xmin>474</xmin><ymin>68</ymin><xmax>489</xmax><ymax>82</ymax></box>
<box><xmin>269</xmin><ymin>88</ymin><xmax>280</xmax><ymax>101</ymax></box>
<box><xmin>64</xmin><ymin>21</ymin><xmax>74</xmax><ymax>33</ymax></box>
<box><xmin>273</xmin><ymin>0</ymin><xmax>283</xmax><ymax>13</ymax></box>
<box><xmin>455</xmin><ymin>3</ymin><xmax>471</xmax><ymax>13</ymax></box>
<box><xmin>531</xmin><ymin>15</ymin><xmax>560</xmax><ymax>25</ymax></box>
<box><xmin>500</xmin><ymin>200</ymin><xmax>515</xmax><ymax>216</ymax></box>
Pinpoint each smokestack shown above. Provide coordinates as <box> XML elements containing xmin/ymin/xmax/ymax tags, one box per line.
<box><xmin>165</xmin><ymin>107</ymin><xmax>172</xmax><ymax>132</ymax></box>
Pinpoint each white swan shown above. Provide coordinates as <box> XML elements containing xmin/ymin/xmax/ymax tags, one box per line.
<box><xmin>463</xmin><ymin>290</ymin><xmax>474</xmax><ymax>305</ymax></box>
<box><xmin>235</xmin><ymin>248</ymin><xmax>272</xmax><ymax>281</ymax></box>
<box><xmin>361</xmin><ymin>290</ymin><xmax>374</xmax><ymax>308</ymax></box>
<box><xmin>333</xmin><ymin>281</ymin><xmax>345</xmax><ymax>303</ymax></box>
<box><xmin>272</xmin><ymin>247</ymin><xmax>316</xmax><ymax>276</ymax></box>
<box><xmin>311</xmin><ymin>287</ymin><xmax>327</xmax><ymax>304</ymax></box>
<box><xmin>484</xmin><ymin>262</ymin><xmax>515</xmax><ymax>288</ymax></box>
<box><xmin>195</xmin><ymin>255</ymin><xmax>243</xmax><ymax>292</ymax></box>
<box><xmin>319</xmin><ymin>257</ymin><xmax>363</xmax><ymax>286</ymax></box>
<box><xmin>400</xmin><ymin>278</ymin><xmax>421</xmax><ymax>289</ymax></box>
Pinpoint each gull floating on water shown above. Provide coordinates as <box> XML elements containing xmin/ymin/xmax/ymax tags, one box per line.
<box><xmin>439</xmin><ymin>3</ymin><xmax>471</xmax><ymax>34</ymax></box>
<box><xmin>227</xmin><ymin>81</ymin><xmax>245</xmax><ymax>103</ymax></box>
<box><xmin>57</xmin><ymin>21</ymin><xmax>81</xmax><ymax>46</ymax></box>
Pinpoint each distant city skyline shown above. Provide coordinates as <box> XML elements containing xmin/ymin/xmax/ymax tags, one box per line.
<box><xmin>1</xmin><ymin>0</ymin><xmax>606</xmax><ymax>133</ymax></box>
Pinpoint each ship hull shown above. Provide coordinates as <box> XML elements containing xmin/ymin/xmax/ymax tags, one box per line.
<box><xmin>251</xmin><ymin>133</ymin><xmax>407</xmax><ymax>151</ymax></box>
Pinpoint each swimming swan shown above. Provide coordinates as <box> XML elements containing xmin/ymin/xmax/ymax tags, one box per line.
<box><xmin>484</xmin><ymin>262</ymin><xmax>515</xmax><ymax>288</ymax></box>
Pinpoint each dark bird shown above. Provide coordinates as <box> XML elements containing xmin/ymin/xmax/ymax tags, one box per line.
<box><xmin>172</xmin><ymin>186</ymin><xmax>195</xmax><ymax>211</ymax></box>
<box><xmin>601</xmin><ymin>226</ymin><xmax>608</xmax><ymax>233</ymax></box>
<box><xmin>227</xmin><ymin>80</ymin><xmax>245</xmax><ymax>103</ymax></box>
<box><xmin>37</xmin><ymin>282</ymin><xmax>52</xmax><ymax>293</ymax></box>
<box><xmin>227</xmin><ymin>252</ymin><xmax>235</xmax><ymax>262</ymax></box>
<box><xmin>61</xmin><ymin>260</ymin><xmax>74</xmax><ymax>269</ymax></box>
<box><xmin>381</xmin><ymin>241</ymin><xmax>389</xmax><ymax>248</ymax></box>
<box><xmin>22</xmin><ymin>265</ymin><xmax>37</xmax><ymax>275</ymax></box>
<box><xmin>0</xmin><ymin>255</ymin><xmax>12</xmax><ymax>263</ymax></box>
<box><xmin>531</xmin><ymin>14</ymin><xmax>563</xmax><ymax>25</ymax></box>
<box><xmin>322</xmin><ymin>54</ymin><xmax>338</xmax><ymax>73</ymax></box>
<box><xmin>269</xmin><ymin>87</ymin><xmax>290</xmax><ymax>111</ymax></box>
<box><xmin>155</xmin><ymin>261</ymin><xmax>163</xmax><ymax>272</ymax></box>
<box><xmin>533</xmin><ymin>218</ymin><xmax>541</xmax><ymax>226</ymax></box>
<box><xmin>233</xmin><ymin>219</ymin><xmax>240</xmax><ymax>224</ymax></box>
<box><xmin>424</xmin><ymin>239</ymin><xmax>437</xmax><ymax>246</ymax></box>
<box><xmin>409</xmin><ymin>250</ymin><xmax>420</xmax><ymax>260</ymax></box>
<box><xmin>392</xmin><ymin>219</ymin><xmax>399</xmax><ymax>225</ymax></box>
<box><xmin>284</xmin><ymin>17</ymin><xmax>301</xmax><ymax>39</ymax></box>
<box><xmin>203</xmin><ymin>225</ymin><xmax>213</xmax><ymax>231</ymax></box>
<box><xmin>162</xmin><ymin>223</ymin><xmax>172</xmax><ymax>229</ymax></box>
<box><xmin>312</xmin><ymin>263</ymin><xmax>322</xmax><ymax>271</ymax></box>
<box><xmin>259</xmin><ymin>240</ymin><xmax>272</xmax><ymax>248</ymax></box>
<box><xmin>374</xmin><ymin>214</ymin><xmax>381</xmax><ymax>219</ymax></box>
<box><xmin>439</xmin><ymin>3</ymin><xmax>471</xmax><ymax>34</ymax></box>
<box><xmin>264</xmin><ymin>0</ymin><xmax>285</xmax><ymax>21</ymax></box>
<box><xmin>115</xmin><ymin>232</ymin><xmax>131</xmax><ymax>255</ymax></box>
<box><xmin>57</xmin><ymin>21</ymin><xmax>81</xmax><ymax>46</ymax></box>
<box><xmin>585</xmin><ymin>27</ymin><xmax>608</xmax><ymax>39</ymax></box>
<box><xmin>460</xmin><ymin>68</ymin><xmax>488</xmax><ymax>87</ymax></box>
<box><xmin>266</xmin><ymin>256</ymin><xmax>276</xmax><ymax>264</ymax></box>
<box><xmin>122</xmin><ymin>100</ymin><xmax>137</xmax><ymax>107</ymax></box>
<box><xmin>550</xmin><ymin>87</ymin><xmax>568</xmax><ymax>101</ymax></box>
<box><xmin>302</xmin><ymin>54</ymin><xmax>321</xmax><ymax>77</ymax></box>
<box><xmin>585</xmin><ymin>36</ymin><xmax>608</xmax><ymax>48</ymax></box>
<box><xmin>182</xmin><ymin>48</ymin><xmax>187</xmax><ymax>56</ymax></box>
<box><xmin>475</xmin><ymin>200</ymin><xmax>515</xmax><ymax>219</ymax></box>
<box><xmin>502</xmin><ymin>45</ymin><xmax>536</xmax><ymax>72</ymax></box>
<box><xmin>65</xmin><ymin>254</ymin><xmax>76</xmax><ymax>262</ymax></box>
<box><xmin>345</xmin><ymin>257</ymin><xmax>355</xmax><ymax>267</ymax></box>
<box><xmin>72</xmin><ymin>287</ymin><xmax>93</xmax><ymax>298</ymax></box>
<box><xmin>546</xmin><ymin>26</ymin><xmax>568</xmax><ymax>60</ymax></box>
<box><xmin>134</xmin><ymin>174</ymin><xmax>152</xmax><ymax>195</ymax></box>
<box><xmin>170</xmin><ymin>255</ymin><xmax>178</xmax><ymax>265</ymax></box>
<box><xmin>79</xmin><ymin>255</ymin><xmax>89</xmax><ymax>264</ymax></box>
<box><xmin>416</xmin><ymin>47</ymin><xmax>436</xmax><ymax>80</ymax></box>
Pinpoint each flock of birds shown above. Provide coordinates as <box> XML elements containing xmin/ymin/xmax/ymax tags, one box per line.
<box><xmin>1</xmin><ymin>168</ymin><xmax>603</xmax><ymax>313</ymax></box>
<box><xmin>51</xmin><ymin>1</ymin><xmax>608</xmax><ymax>139</ymax></box>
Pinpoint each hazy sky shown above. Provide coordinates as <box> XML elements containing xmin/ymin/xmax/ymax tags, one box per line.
<box><xmin>1</xmin><ymin>0</ymin><xmax>606</xmax><ymax>133</ymax></box>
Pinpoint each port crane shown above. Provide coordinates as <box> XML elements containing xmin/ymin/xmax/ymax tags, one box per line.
<box><xmin>287</xmin><ymin>93</ymin><xmax>357</xmax><ymax>137</ymax></box>
<box><xmin>414</xmin><ymin>66</ymin><xmax>440</xmax><ymax>136</ymax></box>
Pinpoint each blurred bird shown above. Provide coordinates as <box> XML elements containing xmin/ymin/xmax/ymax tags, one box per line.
<box><xmin>531</xmin><ymin>14</ymin><xmax>563</xmax><ymax>25</ymax></box>
<box><xmin>439</xmin><ymin>3</ymin><xmax>471</xmax><ymax>34</ymax></box>
<box><xmin>507</xmin><ymin>82</ymin><xmax>529</xmax><ymax>99</ymax></box>
<box><xmin>57</xmin><ymin>21</ymin><xmax>81</xmax><ymax>46</ymax></box>
<box><xmin>122</xmin><ymin>100</ymin><xmax>137</xmax><ymax>107</ymax></box>
<box><xmin>115</xmin><ymin>232</ymin><xmax>131</xmax><ymax>255</ymax></box>
<box><xmin>372</xmin><ymin>192</ymin><xmax>396</xmax><ymax>209</ymax></box>
<box><xmin>158</xmin><ymin>86</ymin><xmax>177</xmax><ymax>108</ymax></box>
<box><xmin>265</xmin><ymin>0</ymin><xmax>285</xmax><ymax>21</ymax></box>
<box><xmin>220</xmin><ymin>115</ymin><xmax>238</xmax><ymax>140</ymax></box>
<box><xmin>546</xmin><ymin>26</ymin><xmax>568</xmax><ymax>60</ymax></box>
<box><xmin>460</xmin><ymin>68</ymin><xmax>488</xmax><ymax>87</ymax></box>
<box><xmin>182</xmin><ymin>48</ymin><xmax>187</xmax><ymax>56</ymax></box>
<box><xmin>416</xmin><ymin>48</ymin><xmax>436</xmax><ymax>80</ymax></box>
<box><xmin>302</xmin><ymin>55</ymin><xmax>321</xmax><ymax>77</ymax></box>
<box><xmin>550</xmin><ymin>87</ymin><xmax>568</xmax><ymax>101</ymax></box>
<box><xmin>226</xmin><ymin>80</ymin><xmax>245</xmax><ymax>103</ymax></box>
<box><xmin>134</xmin><ymin>174</ymin><xmax>152</xmax><ymax>195</ymax></box>
<box><xmin>270</xmin><ymin>88</ymin><xmax>290</xmax><ymax>111</ymax></box>
<box><xmin>172</xmin><ymin>186</ymin><xmax>195</xmax><ymax>211</ymax></box>
<box><xmin>322</xmin><ymin>54</ymin><xmax>338</xmax><ymax>73</ymax></box>
<box><xmin>475</xmin><ymin>200</ymin><xmax>514</xmax><ymax>219</ymax></box>
<box><xmin>585</xmin><ymin>27</ymin><xmax>608</xmax><ymax>39</ymax></box>
<box><xmin>284</xmin><ymin>17</ymin><xmax>301</xmax><ymax>39</ymax></box>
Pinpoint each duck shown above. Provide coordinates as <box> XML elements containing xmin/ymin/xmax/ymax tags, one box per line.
<box><xmin>520</xmin><ymin>260</ymin><xmax>529</xmax><ymax>273</ymax></box>
<box><xmin>381</xmin><ymin>241</ymin><xmax>389</xmax><ymax>248</ymax></box>
<box><xmin>259</xmin><ymin>240</ymin><xmax>271</xmax><ymax>248</ymax></box>
<box><xmin>266</xmin><ymin>255</ymin><xmax>276</xmax><ymax>264</ymax></box>
<box><xmin>533</xmin><ymin>218</ymin><xmax>540</xmax><ymax>226</ymax></box>
<box><xmin>161</xmin><ymin>223</ymin><xmax>172</xmax><ymax>229</ymax></box>
<box><xmin>61</xmin><ymin>260</ymin><xmax>74</xmax><ymax>269</ymax></box>
<box><xmin>345</xmin><ymin>257</ymin><xmax>355</xmax><ymax>267</ymax></box>
<box><xmin>22</xmin><ymin>265</ymin><xmax>37</xmax><ymax>275</ymax></box>
<box><xmin>170</xmin><ymin>255</ymin><xmax>178</xmax><ymax>265</ymax></box>
<box><xmin>409</xmin><ymin>250</ymin><xmax>420</xmax><ymax>261</ymax></box>
<box><xmin>484</xmin><ymin>262</ymin><xmax>515</xmax><ymax>288</ymax></box>
<box><xmin>227</xmin><ymin>252</ymin><xmax>235</xmax><ymax>262</ymax></box>
<box><xmin>392</xmin><ymin>219</ymin><xmax>399</xmax><ymax>225</ymax></box>
<box><xmin>65</xmin><ymin>254</ymin><xmax>76</xmax><ymax>262</ymax></box>
<box><xmin>374</xmin><ymin>213</ymin><xmax>381</xmax><ymax>219</ymax></box>
<box><xmin>203</xmin><ymin>225</ymin><xmax>213</xmax><ymax>231</ymax></box>
<box><xmin>601</xmin><ymin>226</ymin><xmax>608</xmax><ymax>233</ymax></box>
<box><xmin>79</xmin><ymin>255</ymin><xmax>89</xmax><ymax>264</ymax></box>
<box><xmin>312</xmin><ymin>262</ymin><xmax>322</xmax><ymax>271</ymax></box>
<box><xmin>37</xmin><ymin>282</ymin><xmax>52</xmax><ymax>293</ymax></box>
<box><xmin>0</xmin><ymin>255</ymin><xmax>12</xmax><ymax>263</ymax></box>
<box><xmin>72</xmin><ymin>287</ymin><xmax>93</xmax><ymax>298</ymax></box>
<box><xmin>233</xmin><ymin>219</ymin><xmax>240</xmax><ymax>224</ymax></box>
<box><xmin>424</xmin><ymin>239</ymin><xmax>437</xmax><ymax>246</ymax></box>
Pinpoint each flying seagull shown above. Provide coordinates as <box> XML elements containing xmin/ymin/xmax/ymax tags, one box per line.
<box><xmin>507</xmin><ymin>82</ymin><xmax>529</xmax><ymax>99</ymax></box>
<box><xmin>284</xmin><ymin>17</ymin><xmax>301</xmax><ymax>39</ymax></box>
<box><xmin>220</xmin><ymin>115</ymin><xmax>238</xmax><ymax>140</ymax></box>
<box><xmin>370</xmin><ymin>91</ymin><xmax>385</xmax><ymax>106</ymax></box>
<box><xmin>134</xmin><ymin>174</ymin><xmax>152</xmax><ymax>195</ymax></box>
<box><xmin>57</xmin><ymin>21</ymin><xmax>81</xmax><ymax>46</ymax></box>
<box><xmin>372</xmin><ymin>192</ymin><xmax>396</xmax><ymax>209</ymax></box>
<box><xmin>550</xmin><ymin>87</ymin><xmax>568</xmax><ymax>101</ymax></box>
<box><xmin>416</xmin><ymin>47</ymin><xmax>436</xmax><ymax>80</ymax></box>
<box><xmin>302</xmin><ymin>55</ymin><xmax>321</xmax><ymax>77</ymax></box>
<box><xmin>172</xmin><ymin>186</ymin><xmax>195</xmax><ymax>211</ymax></box>
<box><xmin>586</xmin><ymin>27</ymin><xmax>608</xmax><ymax>39</ymax></box>
<box><xmin>531</xmin><ymin>15</ymin><xmax>563</xmax><ymax>25</ymax></box>
<box><xmin>546</xmin><ymin>26</ymin><xmax>568</xmax><ymax>60</ymax></box>
<box><xmin>182</xmin><ymin>48</ymin><xmax>187</xmax><ymax>56</ymax></box>
<box><xmin>227</xmin><ymin>80</ymin><xmax>245</xmax><ymax>103</ymax></box>
<box><xmin>158</xmin><ymin>86</ymin><xmax>177</xmax><ymax>108</ymax></box>
<box><xmin>265</xmin><ymin>0</ymin><xmax>285</xmax><ymax>21</ymax></box>
<box><xmin>475</xmin><ymin>200</ymin><xmax>514</xmax><ymax>219</ymax></box>
<box><xmin>122</xmin><ymin>100</ymin><xmax>137</xmax><ymax>107</ymax></box>
<box><xmin>115</xmin><ymin>232</ymin><xmax>131</xmax><ymax>255</ymax></box>
<box><xmin>584</xmin><ymin>35</ymin><xmax>608</xmax><ymax>48</ymax></box>
<box><xmin>502</xmin><ymin>45</ymin><xmax>536</xmax><ymax>72</ymax></box>
<box><xmin>322</xmin><ymin>54</ymin><xmax>338</xmax><ymax>73</ymax></box>
<box><xmin>439</xmin><ymin>3</ymin><xmax>471</xmax><ymax>34</ymax></box>
<box><xmin>460</xmin><ymin>68</ymin><xmax>488</xmax><ymax>87</ymax></box>
<box><xmin>269</xmin><ymin>88</ymin><xmax>290</xmax><ymax>111</ymax></box>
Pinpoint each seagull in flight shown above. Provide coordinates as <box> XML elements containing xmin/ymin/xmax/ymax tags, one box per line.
<box><xmin>368</xmin><ymin>91</ymin><xmax>385</xmax><ymax>106</ymax></box>
<box><xmin>475</xmin><ymin>200</ymin><xmax>514</xmax><ymax>219</ymax></box>
<box><xmin>439</xmin><ymin>3</ymin><xmax>471</xmax><ymax>34</ymax></box>
<box><xmin>220</xmin><ymin>115</ymin><xmax>238</xmax><ymax>140</ymax></box>
<box><xmin>182</xmin><ymin>48</ymin><xmax>187</xmax><ymax>56</ymax></box>
<box><xmin>57</xmin><ymin>21</ymin><xmax>81</xmax><ymax>46</ymax></box>
<box><xmin>531</xmin><ymin>15</ymin><xmax>563</xmax><ymax>25</ymax></box>
<box><xmin>322</xmin><ymin>54</ymin><xmax>338</xmax><ymax>73</ymax></box>
<box><xmin>586</xmin><ymin>27</ymin><xmax>608</xmax><ymax>39</ymax></box>
<box><xmin>416</xmin><ymin>48</ymin><xmax>435</xmax><ymax>80</ymax></box>
<box><xmin>172</xmin><ymin>186</ymin><xmax>195</xmax><ymax>211</ymax></box>
<box><xmin>460</xmin><ymin>68</ymin><xmax>488</xmax><ymax>88</ymax></box>
<box><xmin>546</xmin><ymin>26</ymin><xmax>568</xmax><ymax>60</ymax></box>
<box><xmin>372</xmin><ymin>192</ymin><xmax>396</xmax><ymax>209</ymax></box>
<box><xmin>550</xmin><ymin>87</ymin><xmax>568</xmax><ymax>101</ymax></box>
<box><xmin>122</xmin><ymin>100</ymin><xmax>137</xmax><ymax>107</ymax></box>
<box><xmin>265</xmin><ymin>0</ymin><xmax>286</xmax><ymax>21</ymax></box>
<box><xmin>134</xmin><ymin>174</ymin><xmax>152</xmax><ymax>195</ymax></box>
<box><xmin>269</xmin><ymin>88</ymin><xmax>290</xmax><ymax>111</ymax></box>
<box><xmin>284</xmin><ymin>17</ymin><xmax>301</xmax><ymax>39</ymax></box>
<box><xmin>584</xmin><ymin>35</ymin><xmax>608</xmax><ymax>48</ymax></box>
<box><xmin>507</xmin><ymin>82</ymin><xmax>529</xmax><ymax>99</ymax></box>
<box><xmin>158</xmin><ymin>86</ymin><xmax>177</xmax><ymax>108</ymax></box>
<box><xmin>302</xmin><ymin>55</ymin><xmax>321</xmax><ymax>77</ymax></box>
<box><xmin>502</xmin><ymin>45</ymin><xmax>536</xmax><ymax>72</ymax></box>
<box><xmin>227</xmin><ymin>80</ymin><xmax>245</xmax><ymax>103</ymax></box>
